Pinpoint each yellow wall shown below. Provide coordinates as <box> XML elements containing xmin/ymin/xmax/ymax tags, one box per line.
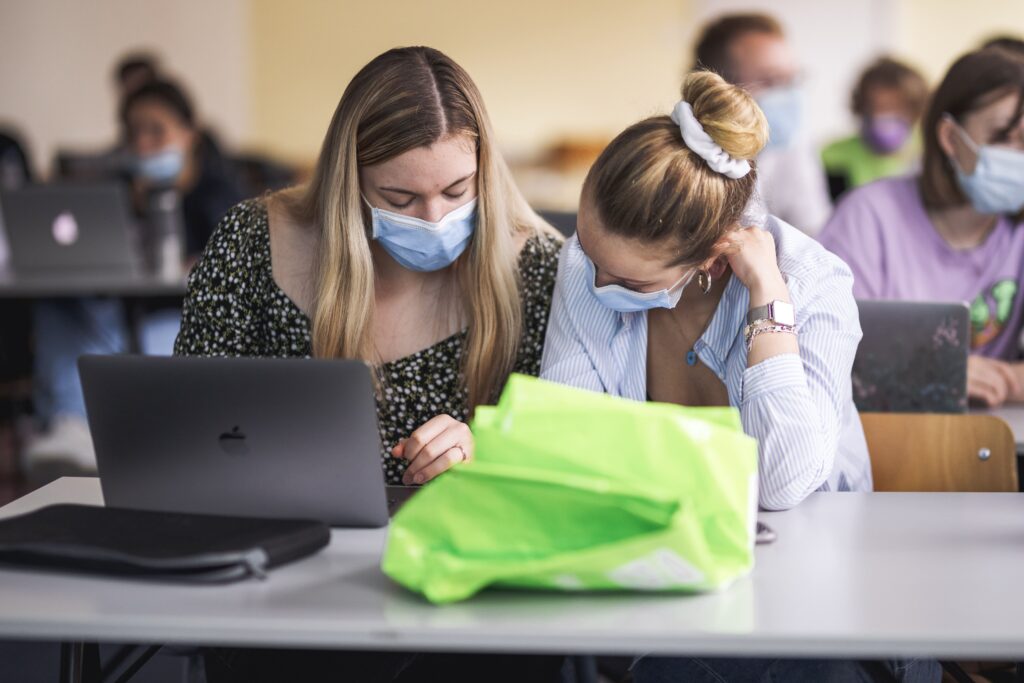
<box><xmin>248</xmin><ymin>0</ymin><xmax>695</xmax><ymax>164</ymax></box>
<box><xmin>247</xmin><ymin>0</ymin><xmax>1024</xmax><ymax>166</ymax></box>
<box><xmin>897</xmin><ymin>0</ymin><xmax>1024</xmax><ymax>81</ymax></box>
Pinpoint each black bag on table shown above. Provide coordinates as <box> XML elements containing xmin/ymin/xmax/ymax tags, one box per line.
<box><xmin>0</xmin><ymin>504</ymin><xmax>330</xmax><ymax>582</ymax></box>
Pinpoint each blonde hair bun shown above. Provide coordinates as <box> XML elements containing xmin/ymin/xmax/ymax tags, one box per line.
<box><xmin>680</xmin><ymin>70</ymin><xmax>769</xmax><ymax>160</ymax></box>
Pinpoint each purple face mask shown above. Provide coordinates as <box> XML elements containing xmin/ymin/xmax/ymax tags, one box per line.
<box><xmin>861</xmin><ymin>114</ymin><xmax>912</xmax><ymax>154</ymax></box>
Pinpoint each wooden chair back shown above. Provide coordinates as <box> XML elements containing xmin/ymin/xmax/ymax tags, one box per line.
<box><xmin>860</xmin><ymin>412</ymin><xmax>1017</xmax><ymax>492</ymax></box>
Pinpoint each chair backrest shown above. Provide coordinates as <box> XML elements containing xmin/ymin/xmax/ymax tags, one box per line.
<box><xmin>860</xmin><ymin>412</ymin><xmax>1018</xmax><ymax>492</ymax></box>
<box><xmin>537</xmin><ymin>211</ymin><xmax>577</xmax><ymax>238</ymax></box>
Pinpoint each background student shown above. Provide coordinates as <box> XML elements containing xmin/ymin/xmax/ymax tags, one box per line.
<box><xmin>25</xmin><ymin>78</ymin><xmax>243</xmax><ymax>484</ymax></box>
<box><xmin>692</xmin><ymin>12</ymin><xmax>833</xmax><ymax>235</ymax></box>
<box><xmin>0</xmin><ymin>129</ymin><xmax>34</xmax><ymax>435</ymax></box>
<box><xmin>122</xmin><ymin>79</ymin><xmax>243</xmax><ymax>264</ymax></box>
<box><xmin>57</xmin><ymin>52</ymin><xmax>229</xmax><ymax>183</ymax></box>
<box><xmin>820</xmin><ymin>47</ymin><xmax>1024</xmax><ymax>408</ymax></box>
<box><xmin>822</xmin><ymin>57</ymin><xmax>929</xmax><ymax>200</ymax></box>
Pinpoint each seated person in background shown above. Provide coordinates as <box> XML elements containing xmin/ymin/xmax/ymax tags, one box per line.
<box><xmin>822</xmin><ymin>57</ymin><xmax>929</xmax><ymax>201</ymax></box>
<box><xmin>174</xmin><ymin>45</ymin><xmax>564</xmax><ymax>682</ymax></box>
<box><xmin>54</xmin><ymin>52</ymin><xmax>160</xmax><ymax>180</ymax></box>
<box><xmin>0</xmin><ymin>129</ymin><xmax>34</xmax><ymax>189</ymax></box>
<box><xmin>121</xmin><ymin>78</ymin><xmax>242</xmax><ymax>259</ymax></box>
<box><xmin>0</xmin><ymin>128</ymin><xmax>35</xmax><ymax>260</ymax></box>
<box><xmin>541</xmin><ymin>69</ymin><xmax>937</xmax><ymax>683</ymax></box>
<box><xmin>26</xmin><ymin>79</ymin><xmax>242</xmax><ymax>484</ymax></box>
<box><xmin>692</xmin><ymin>13</ymin><xmax>832</xmax><ymax>235</ymax></box>
<box><xmin>0</xmin><ymin>129</ymin><xmax>35</xmax><ymax>409</ymax></box>
<box><xmin>57</xmin><ymin>52</ymin><xmax>229</xmax><ymax>184</ymax></box>
<box><xmin>821</xmin><ymin>47</ymin><xmax>1024</xmax><ymax>408</ymax></box>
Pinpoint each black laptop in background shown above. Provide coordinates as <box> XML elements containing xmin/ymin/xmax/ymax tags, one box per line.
<box><xmin>853</xmin><ymin>300</ymin><xmax>970</xmax><ymax>413</ymax></box>
<box><xmin>0</xmin><ymin>183</ymin><xmax>139</xmax><ymax>274</ymax></box>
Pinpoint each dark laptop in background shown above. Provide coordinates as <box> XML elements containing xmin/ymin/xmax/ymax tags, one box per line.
<box><xmin>0</xmin><ymin>183</ymin><xmax>138</xmax><ymax>274</ymax></box>
<box><xmin>79</xmin><ymin>355</ymin><xmax>416</xmax><ymax>528</ymax></box>
<box><xmin>853</xmin><ymin>300</ymin><xmax>970</xmax><ymax>413</ymax></box>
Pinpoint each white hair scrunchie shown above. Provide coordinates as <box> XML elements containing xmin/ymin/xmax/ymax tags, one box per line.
<box><xmin>670</xmin><ymin>100</ymin><xmax>752</xmax><ymax>180</ymax></box>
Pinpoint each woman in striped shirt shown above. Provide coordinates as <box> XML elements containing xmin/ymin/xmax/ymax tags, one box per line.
<box><xmin>539</xmin><ymin>67</ymin><xmax>937</xmax><ymax>683</ymax></box>
<box><xmin>541</xmin><ymin>69</ymin><xmax>873</xmax><ymax>511</ymax></box>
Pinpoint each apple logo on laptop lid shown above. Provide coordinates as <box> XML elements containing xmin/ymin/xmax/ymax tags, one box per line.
<box><xmin>51</xmin><ymin>211</ymin><xmax>79</xmax><ymax>246</ymax></box>
<box><xmin>218</xmin><ymin>425</ymin><xmax>249</xmax><ymax>456</ymax></box>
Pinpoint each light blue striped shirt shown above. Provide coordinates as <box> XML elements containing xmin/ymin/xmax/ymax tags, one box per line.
<box><xmin>540</xmin><ymin>216</ymin><xmax>873</xmax><ymax>510</ymax></box>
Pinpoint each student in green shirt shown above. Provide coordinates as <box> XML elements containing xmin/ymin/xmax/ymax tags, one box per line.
<box><xmin>822</xmin><ymin>57</ymin><xmax>929</xmax><ymax>200</ymax></box>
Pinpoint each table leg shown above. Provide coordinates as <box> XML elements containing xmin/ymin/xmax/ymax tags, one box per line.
<box><xmin>58</xmin><ymin>642</ymin><xmax>81</xmax><ymax>683</ymax></box>
<box><xmin>58</xmin><ymin>642</ymin><xmax>100</xmax><ymax>683</ymax></box>
<box><xmin>106</xmin><ymin>645</ymin><xmax>161</xmax><ymax>683</ymax></box>
<box><xmin>123</xmin><ymin>301</ymin><xmax>144</xmax><ymax>354</ymax></box>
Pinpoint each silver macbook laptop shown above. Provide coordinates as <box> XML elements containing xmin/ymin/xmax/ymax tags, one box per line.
<box><xmin>79</xmin><ymin>355</ymin><xmax>415</xmax><ymax>527</ymax></box>
<box><xmin>853</xmin><ymin>300</ymin><xmax>970</xmax><ymax>413</ymax></box>
<box><xmin>0</xmin><ymin>183</ymin><xmax>138</xmax><ymax>274</ymax></box>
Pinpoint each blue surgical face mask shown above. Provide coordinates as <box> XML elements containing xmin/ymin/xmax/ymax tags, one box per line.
<box><xmin>755</xmin><ymin>86</ymin><xmax>803</xmax><ymax>149</ymax></box>
<box><xmin>947</xmin><ymin>115</ymin><xmax>1024</xmax><ymax>215</ymax></box>
<box><xmin>366</xmin><ymin>196</ymin><xmax>477</xmax><ymax>272</ymax></box>
<box><xmin>134</xmin><ymin>148</ymin><xmax>185</xmax><ymax>183</ymax></box>
<box><xmin>585</xmin><ymin>255</ymin><xmax>696</xmax><ymax>313</ymax></box>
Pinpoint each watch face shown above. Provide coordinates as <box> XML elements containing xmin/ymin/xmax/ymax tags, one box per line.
<box><xmin>772</xmin><ymin>301</ymin><xmax>795</xmax><ymax>326</ymax></box>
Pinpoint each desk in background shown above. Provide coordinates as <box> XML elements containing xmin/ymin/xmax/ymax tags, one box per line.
<box><xmin>0</xmin><ymin>266</ymin><xmax>187</xmax><ymax>299</ymax></box>
<box><xmin>0</xmin><ymin>266</ymin><xmax>188</xmax><ymax>357</ymax></box>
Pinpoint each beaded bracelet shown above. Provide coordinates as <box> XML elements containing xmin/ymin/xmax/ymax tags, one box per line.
<box><xmin>744</xmin><ymin>321</ymin><xmax>797</xmax><ymax>352</ymax></box>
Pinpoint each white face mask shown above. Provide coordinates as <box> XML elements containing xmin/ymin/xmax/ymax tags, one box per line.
<box><xmin>364</xmin><ymin>197</ymin><xmax>478</xmax><ymax>272</ymax></box>
<box><xmin>584</xmin><ymin>255</ymin><xmax>696</xmax><ymax>313</ymax></box>
<box><xmin>946</xmin><ymin>114</ymin><xmax>1024</xmax><ymax>215</ymax></box>
<box><xmin>134</xmin><ymin>147</ymin><xmax>185</xmax><ymax>183</ymax></box>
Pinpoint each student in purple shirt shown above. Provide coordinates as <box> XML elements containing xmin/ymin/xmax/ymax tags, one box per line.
<box><xmin>821</xmin><ymin>47</ymin><xmax>1024</xmax><ymax>407</ymax></box>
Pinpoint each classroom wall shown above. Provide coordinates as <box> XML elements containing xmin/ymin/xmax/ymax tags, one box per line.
<box><xmin>895</xmin><ymin>0</ymin><xmax>1024</xmax><ymax>82</ymax></box>
<box><xmin>0</xmin><ymin>0</ymin><xmax>249</xmax><ymax>175</ymax></box>
<box><xmin>247</xmin><ymin>0</ymin><xmax>696</xmax><ymax>165</ymax></box>
<box><xmin>0</xmin><ymin>0</ymin><xmax>1022</xmax><ymax>181</ymax></box>
<box><xmin>246</xmin><ymin>0</ymin><xmax>1024</xmax><ymax>163</ymax></box>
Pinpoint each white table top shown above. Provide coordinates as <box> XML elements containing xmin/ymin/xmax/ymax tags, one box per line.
<box><xmin>2</xmin><ymin>478</ymin><xmax>1024</xmax><ymax>659</ymax></box>
<box><xmin>0</xmin><ymin>266</ymin><xmax>186</xmax><ymax>298</ymax></box>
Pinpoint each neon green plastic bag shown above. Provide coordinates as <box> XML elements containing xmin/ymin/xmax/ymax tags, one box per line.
<box><xmin>382</xmin><ymin>374</ymin><xmax>759</xmax><ymax>604</ymax></box>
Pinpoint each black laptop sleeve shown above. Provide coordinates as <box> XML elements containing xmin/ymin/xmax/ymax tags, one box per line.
<box><xmin>0</xmin><ymin>504</ymin><xmax>331</xmax><ymax>583</ymax></box>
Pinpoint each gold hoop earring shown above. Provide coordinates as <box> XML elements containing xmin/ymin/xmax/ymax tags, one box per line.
<box><xmin>697</xmin><ymin>269</ymin><xmax>712</xmax><ymax>294</ymax></box>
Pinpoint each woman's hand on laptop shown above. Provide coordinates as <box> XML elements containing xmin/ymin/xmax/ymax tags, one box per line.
<box><xmin>392</xmin><ymin>415</ymin><xmax>474</xmax><ymax>485</ymax></box>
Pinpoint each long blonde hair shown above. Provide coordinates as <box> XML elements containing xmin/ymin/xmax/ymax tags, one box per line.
<box><xmin>583</xmin><ymin>70</ymin><xmax>768</xmax><ymax>264</ymax></box>
<box><xmin>280</xmin><ymin>46</ymin><xmax>551</xmax><ymax>410</ymax></box>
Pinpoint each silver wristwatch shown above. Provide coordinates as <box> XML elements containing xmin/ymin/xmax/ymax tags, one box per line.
<box><xmin>747</xmin><ymin>300</ymin><xmax>795</xmax><ymax>327</ymax></box>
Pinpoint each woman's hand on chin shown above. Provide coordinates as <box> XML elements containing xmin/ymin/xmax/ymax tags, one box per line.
<box><xmin>715</xmin><ymin>227</ymin><xmax>788</xmax><ymax>304</ymax></box>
